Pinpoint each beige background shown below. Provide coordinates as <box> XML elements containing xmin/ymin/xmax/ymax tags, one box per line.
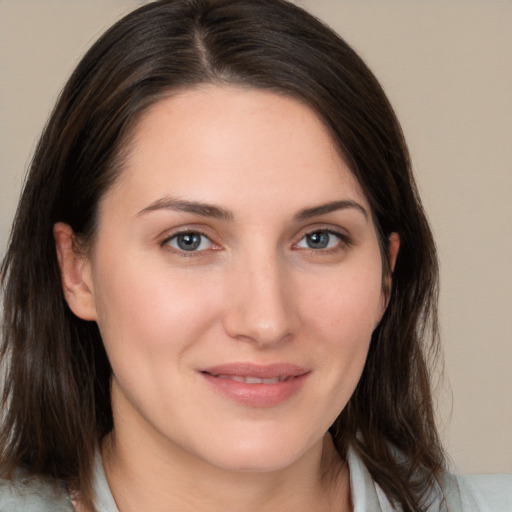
<box><xmin>0</xmin><ymin>0</ymin><xmax>510</xmax><ymax>474</ymax></box>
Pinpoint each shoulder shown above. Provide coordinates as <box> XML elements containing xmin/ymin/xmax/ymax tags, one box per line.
<box><xmin>456</xmin><ymin>473</ymin><xmax>512</xmax><ymax>512</ymax></box>
<box><xmin>347</xmin><ymin>444</ymin><xmax>511</xmax><ymax>512</ymax></box>
<box><xmin>0</xmin><ymin>472</ymin><xmax>74</xmax><ymax>512</ymax></box>
<box><xmin>442</xmin><ymin>472</ymin><xmax>512</xmax><ymax>512</ymax></box>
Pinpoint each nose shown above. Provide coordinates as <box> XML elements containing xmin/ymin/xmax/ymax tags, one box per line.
<box><xmin>223</xmin><ymin>252</ymin><xmax>296</xmax><ymax>348</ymax></box>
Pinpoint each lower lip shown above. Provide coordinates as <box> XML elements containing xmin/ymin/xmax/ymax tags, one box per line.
<box><xmin>200</xmin><ymin>372</ymin><xmax>310</xmax><ymax>407</ymax></box>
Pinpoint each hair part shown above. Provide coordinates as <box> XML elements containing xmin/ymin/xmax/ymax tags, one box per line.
<box><xmin>1</xmin><ymin>1</ymin><xmax>444</xmax><ymax>510</ymax></box>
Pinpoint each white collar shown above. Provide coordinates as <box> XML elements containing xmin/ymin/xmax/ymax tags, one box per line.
<box><xmin>92</xmin><ymin>446</ymin><xmax>394</xmax><ymax>512</ymax></box>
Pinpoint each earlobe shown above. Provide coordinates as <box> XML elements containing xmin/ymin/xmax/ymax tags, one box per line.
<box><xmin>53</xmin><ymin>222</ymin><xmax>97</xmax><ymax>321</ymax></box>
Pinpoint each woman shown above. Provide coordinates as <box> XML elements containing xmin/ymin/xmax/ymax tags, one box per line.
<box><xmin>0</xmin><ymin>0</ymin><xmax>510</xmax><ymax>511</ymax></box>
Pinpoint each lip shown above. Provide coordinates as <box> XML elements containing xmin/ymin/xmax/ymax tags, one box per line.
<box><xmin>198</xmin><ymin>363</ymin><xmax>310</xmax><ymax>407</ymax></box>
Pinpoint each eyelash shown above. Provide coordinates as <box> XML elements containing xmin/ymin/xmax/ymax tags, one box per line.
<box><xmin>160</xmin><ymin>228</ymin><xmax>352</xmax><ymax>256</ymax></box>
<box><xmin>160</xmin><ymin>230</ymin><xmax>218</xmax><ymax>257</ymax></box>
<box><xmin>293</xmin><ymin>229</ymin><xmax>353</xmax><ymax>254</ymax></box>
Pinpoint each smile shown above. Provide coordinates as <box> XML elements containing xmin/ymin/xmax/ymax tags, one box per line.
<box><xmin>206</xmin><ymin>374</ymin><xmax>294</xmax><ymax>384</ymax></box>
<box><xmin>199</xmin><ymin>363</ymin><xmax>310</xmax><ymax>407</ymax></box>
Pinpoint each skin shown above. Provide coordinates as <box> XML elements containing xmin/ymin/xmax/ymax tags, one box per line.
<box><xmin>55</xmin><ymin>85</ymin><xmax>399</xmax><ymax>512</ymax></box>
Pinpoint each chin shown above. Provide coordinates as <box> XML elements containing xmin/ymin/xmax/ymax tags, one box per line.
<box><xmin>209</xmin><ymin>450</ymin><xmax>301</xmax><ymax>474</ymax></box>
<box><xmin>193</xmin><ymin>428</ymin><xmax>317</xmax><ymax>474</ymax></box>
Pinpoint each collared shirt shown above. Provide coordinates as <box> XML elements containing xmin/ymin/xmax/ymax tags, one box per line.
<box><xmin>92</xmin><ymin>447</ymin><xmax>512</xmax><ymax>512</ymax></box>
<box><xmin>1</xmin><ymin>447</ymin><xmax>511</xmax><ymax>511</ymax></box>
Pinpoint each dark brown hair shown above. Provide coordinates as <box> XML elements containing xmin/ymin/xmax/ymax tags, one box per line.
<box><xmin>1</xmin><ymin>0</ymin><xmax>444</xmax><ymax>510</ymax></box>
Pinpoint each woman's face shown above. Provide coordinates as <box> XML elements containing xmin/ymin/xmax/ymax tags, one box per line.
<box><xmin>65</xmin><ymin>85</ymin><xmax>394</xmax><ymax>472</ymax></box>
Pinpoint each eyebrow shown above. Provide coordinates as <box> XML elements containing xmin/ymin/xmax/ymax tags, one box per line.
<box><xmin>295</xmin><ymin>200</ymin><xmax>368</xmax><ymax>221</ymax></box>
<box><xmin>136</xmin><ymin>197</ymin><xmax>233</xmax><ymax>220</ymax></box>
<box><xmin>136</xmin><ymin>197</ymin><xmax>368</xmax><ymax>222</ymax></box>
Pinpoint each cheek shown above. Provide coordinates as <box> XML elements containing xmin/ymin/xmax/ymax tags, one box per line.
<box><xmin>298</xmin><ymin>261</ymin><xmax>383</xmax><ymax>403</ymax></box>
<box><xmin>302</xmin><ymin>262</ymin><xmax>384</xmax><ymax>340</ymax></box>
<box><xmin>91</xmin><ymin>256</ymin><xmax>223</xmax><ymax>368</ymax></box>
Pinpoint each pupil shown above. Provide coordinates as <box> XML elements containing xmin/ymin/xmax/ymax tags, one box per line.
<box><xmin>177</xmin><ymin>233</ymin><xmax>201</xmax><ymax>251</ymax></box>
<box><xmin>307</xmin><ymin>231</ymin><xmax>329</xmax><ymax>249</ymax></box>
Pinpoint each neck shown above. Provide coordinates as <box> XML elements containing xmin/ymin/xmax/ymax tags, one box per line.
<box><xmin>100</xmin><ymin>431</ymin><xmax>350</xmax><ymax>512</ymax></box>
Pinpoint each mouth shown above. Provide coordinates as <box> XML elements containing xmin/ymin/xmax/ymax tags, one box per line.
<box><xmin>199</xmin><ymin>362</ymin><xmax>309</xmax><ymax>381</ymax></box>
<box><xmin>198</xmin><ymin>363</ymin><xmax>310</xmax><ymax>407</ymax></box>
<box><xmin>202</xmin><ymin>373</ymin><xmax>297</xmax><ymax>384</ymax></box>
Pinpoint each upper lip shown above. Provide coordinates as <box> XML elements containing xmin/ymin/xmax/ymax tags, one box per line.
<box><xmin>199</xmin><ymin>363</ymin><xmax>309</xmax><ymax>379</ymax></box>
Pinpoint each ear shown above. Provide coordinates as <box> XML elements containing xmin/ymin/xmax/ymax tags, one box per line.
<box><xmin>53</xmin><ymin>222</ymin><xmax>97</xmax><ymax>321</ymax></box>
<box><xmin>380</xmin><ymin>232</ymin><xmax>400</xmax><ymax>317</ymax></box>
<box><xmin>388</xmin><ymin>232</ymin><xmax>400</xmax><ymax>273</ymax></box>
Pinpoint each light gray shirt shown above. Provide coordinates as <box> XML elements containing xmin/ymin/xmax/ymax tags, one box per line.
<box><xmin>1</xmin><ymin>447</ymin><xmax>511</xmax><ymax>511</ymax></box>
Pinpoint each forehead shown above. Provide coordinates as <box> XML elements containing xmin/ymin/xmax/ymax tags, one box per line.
<box><xmin>104</xmin><ymin>85</ymin><xmax>369</xmax><ymax>217</ymax></box>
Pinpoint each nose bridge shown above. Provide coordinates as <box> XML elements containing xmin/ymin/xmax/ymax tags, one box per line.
<box><xmin>224</xmin><ymin>244</ymin><xmax>294</xmax><ymax>347</ymax></box>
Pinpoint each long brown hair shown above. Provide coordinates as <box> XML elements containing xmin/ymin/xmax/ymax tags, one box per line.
<box><xmin>1</xmin><ymin>1</ymin><xmax>444</xmax><ymax>510</ymax></box>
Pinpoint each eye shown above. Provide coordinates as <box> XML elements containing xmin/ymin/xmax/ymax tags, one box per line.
<box><xmin>295</xmin><ymin>230</ymin><xmax>344</xmax><ymax>250</ymax></box>
<box><xmin>163</xmin><ymin>231</ymin><xmax>214</xmax><ymax>252</ymax></box>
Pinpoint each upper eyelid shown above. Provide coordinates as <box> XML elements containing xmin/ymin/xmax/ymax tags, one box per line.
<box><xmin>160</xmin><ymin>231</ymin><xmax>208</xmax><ymax>251</ymax></box>
<box><xmin>298</xmin><ymin>224</ymin><xmax>359</xmax><ymax>254</ymax></box>
<box><xmin>293</xmin><ymin>224</ymin><xmax>352</xmax><ymax>241</ymax></box>
<box><xmin>159</xmin><ymin>226</ymin><xmax>216</xmax><ymax>244</ymax></box>
<box><xmin>162</xmin><ymin>230</ymin><xmax>210</xmax><ymax>242</ymax></box>
<box><xmin>294</xmin><ymin>229</ymin><xmax>351</xmax><ymax>247</ymax></box>
<box><xmin>160</xmin><ymin>231</ymin><xmax>219</xmax><ymax>257</ymax></box>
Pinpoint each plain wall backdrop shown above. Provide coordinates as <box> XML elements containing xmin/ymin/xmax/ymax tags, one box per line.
<box><xmin>0</xmin><ymin>0</ymin><xmax>511</xmax><ymax>475</ymax></box>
